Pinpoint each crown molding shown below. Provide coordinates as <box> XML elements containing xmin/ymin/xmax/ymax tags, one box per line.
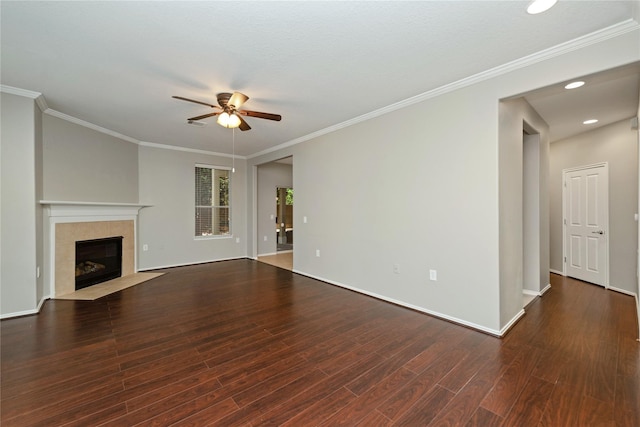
<box><xmin>248</xmin><ymin>19</ymin><xmax>639</xmax><ymax>160</ymax></box>
<box><xmin>1</xmin><ymin>84</ymin><xmax>41</xmax><ymax>98</ymax></box>
<box><xmin>1</xmin><ymin>84</ymin><xmax>49</xmax><ymax>112</ymax></box>
<box><xmin>137</xmin><ymin>140</ymin><xmax>247</xmax><ymax>159</ymax></box>
<box><xmin>44</xmin><ymin>108</ymin><xmax>141</xmax><ymax>144</ymax></box>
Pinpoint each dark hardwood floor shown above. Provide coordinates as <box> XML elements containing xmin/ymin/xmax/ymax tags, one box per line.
<box><xmin>1</xmin><ymin>260</ymin><xmax>638</xmax><ymax>426</ymax></box>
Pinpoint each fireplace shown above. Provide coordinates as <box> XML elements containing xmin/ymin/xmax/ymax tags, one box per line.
<box><xmin>42</xmin><ymin>201</ymin><xmax>146</xmax><ymax>297</ymax></box>
<box><xmin>75</xmin><ymin>236</ymin><xmax>123</xmax><ymax>290</ymax></box>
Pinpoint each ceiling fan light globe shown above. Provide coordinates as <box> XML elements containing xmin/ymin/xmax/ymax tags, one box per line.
<box><xmin>217</xmin><ymin>112</ymin><xmax>230</xmax><ymax>127</ymax></box>
<box><xmin>228</xmin><ymin>113</ymin><xmax>241</xmax><ymax>128</ymax></box>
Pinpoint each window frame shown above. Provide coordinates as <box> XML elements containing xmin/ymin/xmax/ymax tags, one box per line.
<box><xmin>194</xmin><ymin>163</ymin><xmax>232</xmax><ymax>240</ymax></box>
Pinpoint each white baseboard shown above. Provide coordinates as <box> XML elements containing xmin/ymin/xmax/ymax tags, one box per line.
<box><xmin>138</xmin><ymin>256</ymin><xmax>247</xmax><ymax>272</ymax></box>
<box><xmin>1</xmin><ymin>297</ymin><xmax>48</xmax><ymax>320</ymax></box>
<box><xmin>257</xmin><ymin>252</ymin><xmax>278</xmax><ymax>257</ymax></box>
<box><xmin>292</xmin><ymin>269</ymin><xmax>506</xmax><ymax>337</ymax></box>
<box><xmin>523</xmin><ymin>284</ymin><xmax>551</xmax><ymax>297</ymax></box>
<box><xmin>549</xmin><ymin>269</ymin><xmax>564</xmax><ymax>276</ymax></box>
<box><xmin>608</xmin><ymin>286</ymin><xmax>638</xmax><ymax>298</ymax></box>
<box><xmin>499</xmin><ymin>309</ymin><xmax>526</xmax><ymax>336</ymax></box>
<box><xmin>636</xmin><ymin>294</ymin><xmax>640</xmax><ymax>341</ymax></box>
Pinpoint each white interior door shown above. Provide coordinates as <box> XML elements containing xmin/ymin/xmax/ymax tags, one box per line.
<box><xmin>563</xmin><ymin>164</ymin><xmax>609</xmax><ymax>287</ymax></box>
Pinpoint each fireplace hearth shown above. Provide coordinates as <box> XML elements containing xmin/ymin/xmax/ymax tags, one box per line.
<box><xmin>75</xmin><ymin>236</ymin><xmax>123</xmax><ymax>290</ymax></box>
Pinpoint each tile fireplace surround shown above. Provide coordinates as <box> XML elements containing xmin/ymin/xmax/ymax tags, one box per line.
<box><xmin>41</xmin><ymin>201</ymin><xmax>148</xmax><ymax>297</ymax></box>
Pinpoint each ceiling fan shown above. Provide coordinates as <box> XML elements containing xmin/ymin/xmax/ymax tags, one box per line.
<box><xmin>172</xmin><ymin>92</ymin><xmax>281</xmax><ymax>131</ymax></box>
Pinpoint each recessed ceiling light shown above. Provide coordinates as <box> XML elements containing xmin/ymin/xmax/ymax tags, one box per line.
<box><xmin>527</xmin><ymin>0</ymin><xmax>558</xmax><ymax>15</ymax></box>
<box><xmin>583</xmin><ymin>119</ymin><xmax>598</xmax><ymax>125</ymax></box>
<box><xmin>564</xmin><ymin>81</ymin><xmax>585</xmax><ymax>89</ymax></box>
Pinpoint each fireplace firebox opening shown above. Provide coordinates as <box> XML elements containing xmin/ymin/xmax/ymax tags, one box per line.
<box><xmin>75</xmin><ymin>236</ymin><xmax>123</xmax><ymax>290</ymax></box>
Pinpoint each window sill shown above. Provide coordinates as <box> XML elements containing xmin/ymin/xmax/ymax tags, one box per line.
<box><xmin>194</xmin><ymin>235</ymin><xmax>233</xmax><ymax>241</ymax></box>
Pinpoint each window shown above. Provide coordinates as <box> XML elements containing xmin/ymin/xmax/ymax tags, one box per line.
<box><xmin>195</xmin><ymin>165</ymin><xmax>230</xmax><ymax>237</ymax></box>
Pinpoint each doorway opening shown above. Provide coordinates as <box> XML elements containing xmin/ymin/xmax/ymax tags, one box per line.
<box><xmin>256</xmin><ymin>156</ymin><xmax>293</xmax><ymax>271</ymax></box>
<box><xmin>522</xmin><ymin>123</ymin><xmax>544</xmax><ymax>308</ymax></box>
<box><xmin>277</xmin><ymin>187</ymin><xmax>293</xmax><ymax>252</ymax></box>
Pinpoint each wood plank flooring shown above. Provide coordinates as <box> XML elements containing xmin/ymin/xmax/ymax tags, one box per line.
<box><xmin>1</xmin><ymin>260</ymin><xmax>638</xmax><ymax>426</ymax></box>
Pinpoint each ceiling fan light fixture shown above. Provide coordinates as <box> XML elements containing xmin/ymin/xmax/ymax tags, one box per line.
<box><xmin>217</xmin><ymin>112</ymin><xmax>241</xmax><ymax>128</ymax></box>
<box><xmin>527</xmin><ymin>0</ymin><xmax>558</xmax><ymax>15</ymax></box>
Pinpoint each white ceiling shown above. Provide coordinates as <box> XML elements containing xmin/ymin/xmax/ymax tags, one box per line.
<box><xmin>1</xmin><ymin>1</ymin><xmax>638</xmax><ymax>156</ymax></box>
<box><xmin>523</xmin><ymin>62</ymin><xmax>640</xmax><ymax>141</ymax></box>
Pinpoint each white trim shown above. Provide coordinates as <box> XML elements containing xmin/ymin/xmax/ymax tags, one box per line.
<box><xmin>635</xmin><ymin>293</ymin><xmax>640</xmax><ymax>342</ymax></box>
<box><xmin>500</xmin><ymin>309</ymin><xmax>526</xmax><ymax>336</ymax></box>
<box><xmin>251</xmin><ymin>165</ymin><xmax>259</xmax><ymax>260</ymax></box>
<box><xmin>258</xmin><ymin>252</ymin><xmax>279</xmax><ymax>257</ymax></box>
<box><xmin>40</xmin><ymin>201</ymin><xmax>149</xmax><ymax>218</ymax></box>
<box><xmin>140</xmin><ymin>141</ymin><xmax>246</xmax><ymax>159</ymax></box>
<box><xmin>0</xmin><ymin>297</ymin><xmax>48</xmax><ymax>320</ymax></box>
<box><xmin>1</xmin><ymin>84</ymin><xmax>41</xmax><ymax>99</ymax></box>
<box><xmin>248</xmin><ymin>19</ymin><xmax>639</xmax><ymax>160</ymax></box>
<box><xmin>608</xmin><ymin>286</ymin><xmax>638</xmax><ymax>298</ymax></box>
<box><xmin>291</xmin><ymin>269</ymin><xmax>506</xmax><ymax>336</ymax></box>
<box><xmin>44</xmin><ymin>109</ymin><xmax>140</xmax><ymax>144</ymax></box>
<box><xmin>523</xmin><ymin>284</ymin><xmax>552</xmax><ymax>297</ymax></box>
<box><xmin>550</xmin><ymin>269</ymin><xmax>564</xmax><ymax>276</ymax></box>
<box><xmin>137</xmin><ymin>256</ymin><xmax>246</xmax><ymax>272</ymax></box>
<box><xmin>195</xmin><ymin>163</ymin><xmax>232</xmax><ymax>171</ymax></box>
<box><xmin>1</xmin><ymin>84</ymin><xmax>48</xmax><ymax>111</ymax></box>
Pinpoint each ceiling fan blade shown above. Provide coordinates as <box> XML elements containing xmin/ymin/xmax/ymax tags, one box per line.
<box><xmin>173</xmin><ymin>96</ymin><xmax>219</xmax><ymax>109</ymax></box>
<box><xmin>228</xmin><ymin>92</ymin><xmax>249</xmax><ymax>110</ymax></box>
<box><xmin>239</xmin><ymin>110</ymin><xmax>282</xmax><ymax>121</ymax></box>
<box><xmin>238</xmin><ymin>115</ymin><xmax>251</xmax><ymax>131</ymax></box>
<box><xmin>187</xmin><ymin>112</ymin><xmax>220</xmax><ymax>121</ymax></box>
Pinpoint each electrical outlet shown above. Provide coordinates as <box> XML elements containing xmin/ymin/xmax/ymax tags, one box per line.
<box><xmin>429</xmin><ymin>270</ymin><xmax>437</xmax><ymax>281</ymax></box>
<box><xmin>236</xmin><ymin>237</ymin><xmax>240</xmax><ymax>243</ymax></box>
<box><xmin>316</xmin><ymin>249</ymin><xmax>320</xmax><ymax>257</ymax></box>
<box><xmin>393</xmin><ymin>264</ymin><xmax>400</xmax><ymax>274</ymax></box>
<box><xmin>143</xmin><ymin>244</ymin><xmax>149</xmax><ymax>251</ymax></box>
<box><xmin>264</xmin><ymin>236</ymin><xmax>268</xmax><ymax>241</ymax></box>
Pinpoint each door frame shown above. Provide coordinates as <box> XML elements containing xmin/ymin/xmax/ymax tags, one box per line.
<box><xmin>561</xmin><ymin>162</ymin><xmax>610</xmax><ymax>288</ymax></box>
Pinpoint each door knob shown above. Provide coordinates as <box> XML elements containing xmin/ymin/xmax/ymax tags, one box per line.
<box><xmin>591</xmin><ymin>230</ymin><xmax>604</xmax><ymax>235</ymax></box>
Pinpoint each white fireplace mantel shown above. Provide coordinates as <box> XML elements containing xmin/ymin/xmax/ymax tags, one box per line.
<box><xmin>41</xmin><ymin>201</ymin><xmax>151</xmax><ymax>297</ymax></box>
<box><xmin>40</xmin><ymin>200</ymin><xmax>151</xmax><ymax>219</ymax></box>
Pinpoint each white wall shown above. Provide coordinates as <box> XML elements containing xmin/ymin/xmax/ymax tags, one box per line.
<box><xmin>137</xmin><ymin>145</ymin><xmax>247</xmax><ymax>270</ymax></box>
<box><xmin>34</xmin><ymin>102</ymin><xmax>45</xmax><ymax>304</ymax></box>
<box><xmin>257</xmin><ymin>161</ymin><xmax>292</xmax><ymax>256</ymax></box>
<box><xmin>499</xmin><ymin>98</ymin><xmax>550</xmax><ymax>327</ymax></box>
<box><xmin>43</xmin><ymin>114</ymin><xmax>138</xmax><ymax>203</ymax></box>
<box><xmin>1</xmin><ymin>93</ymin><xmax>42</xmax><ymax>317</ymax></box>
<box><xmin>252</xmin><ymin>87</ymin><xmax>503</xmax><ymax>332</ymax></box>
<box><xmin>248</xmin><ymin>27</ymin><xmax>639</xmax><ymax>334</ymax></box>
<box><xmin>637</xmin><ymin>84</ymin><xmax>640</xmax><ymax>339</ymax></box>
<box><xmin>550</xmin><ymin>119</ymin><xmax>639</xmax><ymax>295</ymax></box>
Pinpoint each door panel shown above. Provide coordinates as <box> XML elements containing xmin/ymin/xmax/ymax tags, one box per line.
<box><xmin>564</xmin><ymin>165</ymin><xmax>608</xmax><ymax>286</ymax></box>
